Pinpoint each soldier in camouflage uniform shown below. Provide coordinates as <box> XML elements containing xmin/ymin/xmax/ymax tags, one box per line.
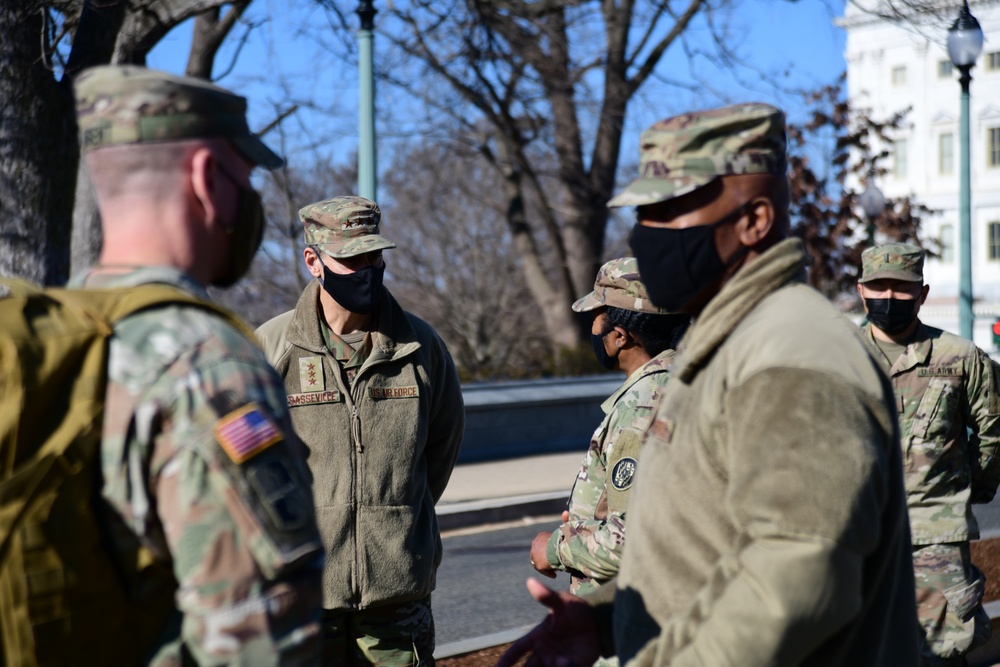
<box><xmin>69</xmin><ymin>66</ymin><xmax>324</xmax><ymax>664</ymax></box>
<box><xmin>500</xmin><ymin>103</ymin><xmax>918</xmax><ymax>667</ymax></box>
<box><xmin>256</xmin><ymin>197</ymin><xmax>465</xmax><ymax>666</ymax></box>
<box><xmin>858</xmin><ymin>243</ymin><xmax>1000</xmax><ymax>666</ymax></box>
<box><xmin>528</xmin><ymin>258</ymin><xmax>689</xmax><ymax>595</ymax></box>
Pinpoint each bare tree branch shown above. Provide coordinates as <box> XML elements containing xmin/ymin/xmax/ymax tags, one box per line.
<box><xmin>65</xmin><ymin>0</ymin><xmax>126</xmax><ymax>76</ymax></box>
<box><xmin>186</xmin><ymin>1</ymin><xmax>250</xmax><ymax>78</ymax></box>
<box><xmin>627</xmin><ymin>0</ymin><xmax>704</xmax><ymax>94</ymax></box>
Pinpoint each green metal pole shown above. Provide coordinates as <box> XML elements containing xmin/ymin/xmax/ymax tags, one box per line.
<box><xmin>358</xmin><ymin>2</ymin><xmax>377</xmax><ymax>201</ymax></box>
<box><xmin>958</xmin><ymin>65</ymin><xmax>973</xmax><ymax>340</ymax></box>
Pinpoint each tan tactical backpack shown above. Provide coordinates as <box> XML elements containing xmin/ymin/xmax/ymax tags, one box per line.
<box><xmin>0</xmin><ymin>278</ymin><xmax>248</xmax><ymax>667</ymax></box>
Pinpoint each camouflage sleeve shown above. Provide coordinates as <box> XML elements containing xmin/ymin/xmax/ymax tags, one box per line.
<box><xmin>545</xmin><ymin>416</ymin><xmax>642</xmax><ymax>582</ymax></box>
<box><xmin>968</xmin><ymin>349</ymin><xmax>1000</xmax><ymax>503</ymax></box>
<box><xmin>548</xmin><ymin>511</ymin><xmax>626</xmax><ymax>581</ymax></box>
<box><xmin>125</xmin><ymin>325</ymin><xmax>324</xmax><ymax>665</ymax></box>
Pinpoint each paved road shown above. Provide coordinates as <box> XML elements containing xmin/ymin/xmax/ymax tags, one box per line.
<box><xmin>430</xmin><ymin>495</ymin><xmax>1000</xmax><ymax>656</ymax></box>
<box><xmin>435</xmin><ymin>518</ymin><xmax>572</xmax><ymax>647</ymax></box>
<box><xmin>974</xmin><ymin>492</ymin><xmax>1000</xmax><ymax>536</ymax></box>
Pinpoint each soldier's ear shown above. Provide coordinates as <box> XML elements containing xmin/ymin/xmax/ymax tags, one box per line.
<box><xmin>919</xmin><ymin>284</ymin><xmax>929</xmax><ymax>305</ymax></box>
<box><xmin>613</xmin><ymin>326</ymin><xmax>632</xmax><ymax>348</ymax></box>
<box><xmin>303</xmin><ymin>246</ymin><xmax>325</xmax><ymax>279</ymax></box>
<box><xmin>737</xmin><ymin>197</ymin><xmax>774</xmax><ymax>248</ymax></box>
<box><xmin>189</xmin><ymin>146</ymin><xmax>219</xmax><ymax>226</ymax></box>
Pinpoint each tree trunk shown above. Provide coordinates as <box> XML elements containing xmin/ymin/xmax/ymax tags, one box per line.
<box><xmin>0</xmin><ymin>2</ymin><xmax>77</xmax><ymax>285</ymax></box>
<box><xmin>70</xmin><ymin>164</ymin><xmax>102</xmax><ymax>276</ymax></box>
<box><xmin>65</xmin><ymin>0</ymin><xmax>127</xmax><ymax>276</ymax></box>
<box><xmin>186</xmin><ymin>2</ymin><xmax>250</xmax><ymax>79</ymax></box>
<box><xmin>499</xmin><ymin>163</ymin><xmax>580</xmax><ymax>351</ymax></box>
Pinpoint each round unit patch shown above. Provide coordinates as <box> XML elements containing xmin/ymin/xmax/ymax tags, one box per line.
<box><xmin>611</xmin><ymin>457</ymin><xmax>637</xmax><ymax>491</ymax></box>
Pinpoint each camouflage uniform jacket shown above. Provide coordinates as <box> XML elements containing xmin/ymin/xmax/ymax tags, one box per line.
<box><xmin>545</xmin><ymin>352</ymin><xmax>675</xmax><ymax>595</ymax></box>
<box><xmin>864</xmin><ymin>323</ymin><xmax>1000</xmax><ymax>545</ymax></box>
<box><xmin>604</xmin><ymin>239</ymin><xmax>918</xmax><ymax>667</ymax></box>
<box><xmin>256</xmin><ymin>280</ymin><xmax>465</xmax><ymax>611</ymax></box>
<box><xmin>75</xmin><ymin>266</ymin><xmax>324</xmax><ymax>666</ymax></box>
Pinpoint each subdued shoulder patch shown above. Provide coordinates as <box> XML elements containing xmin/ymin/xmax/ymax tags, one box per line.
<box><xmin>246</xmin><ymin>459</ymin><xmax>310</xmax><ymax>531</ymax></box>
<box><xmin>214</xmin><ymin>403</ymin><xmax>283</xmax><ymax>464</ymax></box>
<box><xmin>611</xmin><ymin>457</ymin><xmax>637</xmax><ymax>491</ymax></box>
<box><xmin>646</xmin><ymin>414</ymin><xmax>674</xmax><ymax>445</ymax></box>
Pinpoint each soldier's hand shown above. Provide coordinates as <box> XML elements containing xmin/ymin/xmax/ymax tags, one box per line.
<box><xmin>561</xmin><ymin>511</ymin><xmax>570</xmax><ymax>523</ymax></box>
<box><xmin>530</xmin><ymin>531</ymin><xmax>557</xmax><ymax>578</ymax></box>
<box><xmin>497</xmin><ymin>579</ymin><xmax>602</xmax><ymax>667</ymax></box>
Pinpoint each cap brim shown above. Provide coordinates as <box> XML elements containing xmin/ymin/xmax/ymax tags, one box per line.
<box><xmin>317</xmin><ymin>234</ymin><xmax>397</xmax><ymax>259</ymax></box>
<box><xmin>858</xmin><ymin>270</ymin><xmax>923</xmax><ymax>284</ymax></box>
<box><xmin>607</xmin><ymin>174</ymin><xmax>713</xmax><ymax>208</ymax></box>
<box><xmin>232</xmin><ymin>134</ymin><xmax>284</xmax><ymax>170</ymax></box>
<box><xmin>572</xmin><ymin>291</ymin><xmax>604</xmax><ymax>312</ymax></box>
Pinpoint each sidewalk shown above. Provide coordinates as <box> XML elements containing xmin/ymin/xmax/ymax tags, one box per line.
<box><xmin>437</xmin><ymin>451</ymin><xmax>584</xmax><ymax>531</ymax></box>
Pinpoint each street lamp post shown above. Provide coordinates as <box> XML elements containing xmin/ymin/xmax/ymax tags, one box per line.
<box><xmin>358</xmin><ymin>1</ymin><xmax>377</xmax><ymax>201</ymax></box>
<box><xmin>859</xmin><ymin>180</ymin><xmax>886</xmax><ymax>246</ymax></box>
<box><xmin>948</xmin><ymin>0</ymin><xmax>984</xmax><ymax>341</ymax></box>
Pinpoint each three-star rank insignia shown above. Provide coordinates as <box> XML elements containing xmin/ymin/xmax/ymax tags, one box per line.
<box><xmin>299</xmin><ymin>356</ymin><xmax>324</xmax><ymax>393</ymax></box>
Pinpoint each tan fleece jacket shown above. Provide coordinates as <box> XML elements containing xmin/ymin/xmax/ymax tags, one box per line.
<box><xmin>602</xmin><ymin>239</ymin><xmax>918</xmax><ymax>666</ymax></box>
<box><xmin>256</xmin><ymin>282</ymin><xmax>464</xmax><ymax>610</ymax></box>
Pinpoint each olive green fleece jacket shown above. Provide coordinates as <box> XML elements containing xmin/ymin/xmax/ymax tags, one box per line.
<box><xmin>594</xmin><ymin>239</ymin><xmax>918</xmax><ymax>666</ymax></box>
<box><xmin>256</xmin><ymin>281</ymin><xmax>465</xmax><ymax>610</ymax></box>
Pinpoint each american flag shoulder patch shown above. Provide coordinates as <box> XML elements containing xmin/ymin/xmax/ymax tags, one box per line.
<box><xmin>214</xmin><ymin>403</ymin><xmax>283</xmax><ymax>464</ymax></box>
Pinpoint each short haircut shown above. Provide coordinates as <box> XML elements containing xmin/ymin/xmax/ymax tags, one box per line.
<box><xmin>603</xmin><ymin>307</ymin><xmax>690</xmax><ymax>357</ymax></box>
<box><xmin>85</xmin><ymin>140</ymin><xmax>197</xmax><ymax>202</ymax></box>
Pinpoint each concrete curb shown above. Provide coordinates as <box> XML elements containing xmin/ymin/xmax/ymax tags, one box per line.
<box><xmin>437</xmin><ymin>492</ymin><xmax>568</xmax><ymax>532</ymax></box>
<box><xmin>436</xmin><ymin>625</ymin><xmax>535</xmax><ymax>660</ymax></box>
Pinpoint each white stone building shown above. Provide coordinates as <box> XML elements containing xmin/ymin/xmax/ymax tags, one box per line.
<box><xmin>840</xmin><ymin>0</ymin><xmax>1000</xmax><ymax>351</ymax></box>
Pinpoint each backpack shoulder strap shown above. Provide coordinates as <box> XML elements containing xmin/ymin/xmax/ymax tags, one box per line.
<box><xmin>49</xmin><ymin>283</ymin><xmax>260</xmax><ymax>343</ymax></box>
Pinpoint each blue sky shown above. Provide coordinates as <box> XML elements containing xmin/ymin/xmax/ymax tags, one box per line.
<box><xmin>149</xmin><ymin>0</ymin><xmax>849</xmax><ymax>185</ymax></box>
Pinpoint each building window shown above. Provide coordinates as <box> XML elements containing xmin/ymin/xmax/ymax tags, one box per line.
<box><xmin>893</xmin><ymin>139</ymin><xmax>908</xmax><ymax>178</ymax></box>
<box><xmin>987</xmin><ymin>51</ymin><xmax>1000</xmax><ymax>71</ymax></box>
<box><xmin>940</xmin><ymin>223</ymin><xmax>955</xmax><ymax>263</ymax></box>
<box><xmin>990</xmin><ymin>222</ymin><xmax>1000</xmax><ymax>261</ymax></box>
<box><xmin>938</xmin><ymin>60</ymin><xmax>953</xmax><ymax>78</ymax></box>
<box><xmin>989</xmin><ymin>128</ymin><xmax>1000</xmax><ymax>168</ymax></box>
<box><xmin>939</xmin><ymin>133</ymin><xmax>954</xmax><ymax>174</ymax></box>
<box><xmin>892</xmin><ymin>65</ymin><xmax>907</xmax><ymax>86</ymax></box>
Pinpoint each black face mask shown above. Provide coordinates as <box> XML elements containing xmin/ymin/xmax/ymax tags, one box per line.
<box><xmin>864</xmin><ymin>297</ymin><xmax>919</xmax><ymax>335</ymax></box>
<box><xmin>629</xmin><ymin>204</ymin><xmax>749</xmax><ymax>312</ymax></box>
<box><xmin>591</xmin><ymin>328</ymin><xmax>620</xmax><ymax>370</ymax></box>
<box><xmin>213</xmin><ymin>165</ymin><xmax>266</xmax><ymax>288</ymax></box>
<box><xmin>320</xmin><ymin>262</ymin><xmax>385</xmax><ymax>315</ymax></box>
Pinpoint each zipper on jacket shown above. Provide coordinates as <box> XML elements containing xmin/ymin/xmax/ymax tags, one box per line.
<box><xmin>326</xmin><ymin>348</ymin><xmax>364</xmax><ymax>609</ymax></box>
<box><xmin>351</xmin><ymin>404</ymin><xmax>363</xmax><ymax>453</ymax></box>
<box><xmin>348</xmin><ymin>369</ymin><xmax>366</xmax><ymax>608</ymax></box>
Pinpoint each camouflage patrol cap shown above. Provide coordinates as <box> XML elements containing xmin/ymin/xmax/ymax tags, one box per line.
<box><xmin>300</xmin><ymin>196</ymin><xmax>396</xmax><ymax>258</ymax></box>
<box><xmin>608</xmin><ymin>103</ymin><xmax>787</xmax><ymax>208</ymax></box>
<box><xmin>572</xmin><ymin>257</ymin><xmax>670</xmax><ymax>314</ymax></box>
<box><xmin>860</xmin><ymin>243</ymin><xmax>925</xmax><ymax>283</ymax></box>
<box><xmin>74</xmin><ymin>65</ymin><xmax>283</xmax><ymax>169</ymax></box>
